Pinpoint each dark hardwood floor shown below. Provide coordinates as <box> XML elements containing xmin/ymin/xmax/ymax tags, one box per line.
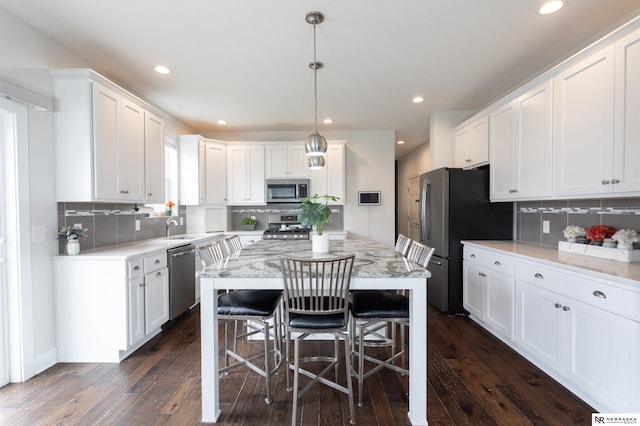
<box><xmin>0</xmin><ymin>305</ymin><xmax>594</xmax><ymax>425</ymax></box>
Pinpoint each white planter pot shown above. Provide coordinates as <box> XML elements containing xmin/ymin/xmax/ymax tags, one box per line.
<box><xmin>311</xmin><ymin>233</ymin><xmax>330</xmax><ymax>253</ymax></box>
<box><xmin>617</xmin><ymin>242</ymin><xmax>633</xmax><ymax>250</ymax></box>
<box><xmin>66</xmin><ymin>239</ymin><xmax>80</xmax><ymax>255</ymax></box>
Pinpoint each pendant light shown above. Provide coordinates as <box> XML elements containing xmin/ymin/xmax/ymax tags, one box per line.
<box><xmin>304</xmin><ymin>11</ymin><xmax>327</xmax><ymax>160</ymax></box>
<box><xmin>307</xmin><ymin>155</ymin><xmax>325</xmax><ymax>169</ymax></box>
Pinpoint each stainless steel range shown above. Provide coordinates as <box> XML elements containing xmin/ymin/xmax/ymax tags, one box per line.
<box><xmin>263</xmin><ymin>214</ymin><xmax>311</xmax><ymax>240</ymax></box>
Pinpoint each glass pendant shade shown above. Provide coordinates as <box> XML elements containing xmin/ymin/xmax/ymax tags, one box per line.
<box><xmin>305</xmin><ymin>130</ymin><xmax>327</xmax><ymax>157</ymax></box>
<box><xmin>307</xmin><ymin>155</ymin><xmax>325</xmax><ymax>169</ymax></box>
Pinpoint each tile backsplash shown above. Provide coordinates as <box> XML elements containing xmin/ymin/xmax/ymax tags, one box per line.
<box><xmin>57</xmin><ymin>202</ymin><xmax>187</xmax><ymax>252</ymax></box>
<box><xmin>516</xmin><ymin>198</ymin><xmax>640</xmax><ymax>248</ymax></box>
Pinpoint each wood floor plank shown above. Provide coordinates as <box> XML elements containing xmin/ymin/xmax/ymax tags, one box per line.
<box><xmin>0</xmin><ymin>304</ymin><xmax>596</xmax><ymax>425</ymax></box>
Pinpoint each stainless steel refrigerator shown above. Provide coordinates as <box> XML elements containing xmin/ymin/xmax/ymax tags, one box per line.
<box><xmin>420</xmin><ymin>166</ymin><xmax>513</xmax><ymax>314</ymax></box>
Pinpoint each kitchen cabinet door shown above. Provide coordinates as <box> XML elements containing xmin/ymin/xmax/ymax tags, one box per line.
<box><xmin>455</xmin><ymin>116</ymin><xmax>489</xmax><ymax>169</ymax></box>
<box><xmin>516</xmin><ymin>280</ymin><xmax>566</xmax><ymax>372</ymax></box>
<box><xmin>613</xmin><ymin>28</ymin><xmax>640</xmax><ymax>194</ymax></box>
<box><xmin>567</xmin><ymin>297</ymin><xmax>640</xmax><ymax>412</ymax></box>
<box><xmin>554</xmin><ymin>45</ymin><xmax>616</xmax><ymax>197</ymax></box>
<box><xmin>308</xmin><ymin>142</ymin><xmax>345</xmax><ymax>204</ymax></box>
<box><xmin>127</xmin><ymin>275</ymin><xmax>146</xmax><ymax>347</ymax></box>
<box><xmin>490</xmin><ymin>81</ymin><xmax>553</xmax><ymax>201</ymax></box>
<box><xmin>144</xmin><ymin>111</ymin><xmax>165</xmax><ymax>203</ymax></box>
<box><xmin>265</xmin><ymin>144</ymin><xmax>308</xmax><ymax>178</ymax></box>
<box><xmin>144</xmin><ymin>267</ymin><xmax>169</xmax><ymax>333</ymax></box>
<box><xmin>227</xmin><ymin>145</ymin><xmax>265</xmax><ymax>205</ymax></box>
<box><xmin>203</xmin><ymin>142</ymin><xmax>227</xmax><ymax>204</ymax></box>
<box><xmin>462</xmin><ymin>261</ymin><xmax>486</xmax><ymax>319</ymax></box>
<box><xmin>119</xmin><ymin>99</ymin><xmax>145</xmax><ymax>201</ymax></box>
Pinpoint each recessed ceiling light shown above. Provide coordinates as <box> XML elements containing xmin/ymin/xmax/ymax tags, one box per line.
<box><xmin>412</xmin><ymin>96</ymin><xmax>424</xmax><ymax>103</ymax></box>
<box><xmin>539</xmin><ymin>1</ymin><xmax>564</xmax><ymax>15</ymax></box>
<box><xmin>397</xmin><ymin>140</ymin><xmax>405</xmax><ymax>145</ymax></box>
<box><xmin>217</xmin><ymin>120</ymin><xmax>227</xmax><ymax>125</ymax></box>
<box><xmin>154</xmin><ymin>65</ymin><xmax>170</xmax><ymax>74</ymax></box>
<box><xmin>323</xmin><ymin>118</ymin><xmax>333</xmax><ymax>124</ymax></box>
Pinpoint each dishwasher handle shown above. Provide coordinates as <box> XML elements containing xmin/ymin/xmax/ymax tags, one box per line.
<box><xmin>171</xmin><ymin>248</ymin><xmax>195</xmax><ymax>258</ymax></box>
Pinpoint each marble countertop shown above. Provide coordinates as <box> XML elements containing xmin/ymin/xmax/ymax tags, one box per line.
<box><xmin>462</xmin><ymin>240</ymin><xmax>640</xmax><ymax>287</ymax></box>
<box><xmin>200</xmin><ymin>238</ymin><xmax>430</xmax><ymax>279</ymax></box>
<box><xmin>53</xmin><ymin>233</ymin><xmax>224</xmax><ymax>260</ymax></box>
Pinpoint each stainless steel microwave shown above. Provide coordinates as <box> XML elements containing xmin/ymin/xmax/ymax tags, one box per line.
<box><xmin>266</xmin><ymin>179</ymin><xmax>309</xmax><ymax>203</ymax></box>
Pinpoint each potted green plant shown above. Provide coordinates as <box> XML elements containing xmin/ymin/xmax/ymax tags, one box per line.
<box><xmin>298</xmin><ymin>194</ymin><xmax>339</xmax><ymax>252</ymax></box>
<box><xmin>57</xmin><ymin>225</ymin><xmax>88</xmax><ymax>255</ymax></box>
<box><xmin>241</xmin><ymin>217</ymin><xmax>257</xmax><ymax>231</ymax></box>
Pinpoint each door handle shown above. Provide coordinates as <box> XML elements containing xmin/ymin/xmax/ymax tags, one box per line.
<box><xmin>593</xmin><ymin>290</ymin><xmax>606</xmax><ymax>299</ymax></box>
<box><xmin>172</xmin><ymin>249</ymin><xmax>195</xmax><ymax>257</ymax></box>
<box><xmin>429</xmin><ymin>259</ymin><xmax>442</xmax><ymax>266</ymax></box>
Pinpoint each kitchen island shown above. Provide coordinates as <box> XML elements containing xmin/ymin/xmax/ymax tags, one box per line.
<box><xmin>199</xmin><ymin>238</ymin><xmax>431</xmax><ymax>425</ymax></box>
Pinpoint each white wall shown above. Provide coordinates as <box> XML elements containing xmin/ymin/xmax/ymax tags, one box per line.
<box><xmin>0</xmin><ymin>8</ymin><xmax>196</xmax><ymax>376</ymax></box>
<box><xmin>396</xmin><ymin>143</ymin><xmax>429</xmax><ymax>238</ymax></box>
<box><xmin>206</xmin><ymin>130</ymin><xmax>397</xmax><ymax>247</ymax></box>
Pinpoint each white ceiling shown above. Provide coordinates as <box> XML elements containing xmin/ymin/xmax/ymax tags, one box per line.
<box><xmin>2</xmin><ymin>0</ymin><xmax>639</xmax><ymax>158</ymax></box>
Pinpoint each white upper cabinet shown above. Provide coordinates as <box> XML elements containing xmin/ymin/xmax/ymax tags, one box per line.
<box><xmin>226</xmin><ymin>144</ymin><xmax>265</xmax><ymax>205</ymax></box>
<box><xmin>144</xmin><ymin>112</ymin><xmax>165</xmax><ymax>203</ymax></box>
<box><xmin>554</xmin><ymin>28</ymin><xmax>640</xmax><ymax>198</ymax></box>
<box><xmin>308</xmin><ymin>142</ymin><xmax>345</xmax><ymax>204</ymax></box>
<box><xmin>613</xmin><ymin>28</ymin><xmax>640</xmax><ymax>194</ymax></box>
<box><xmin>178</xmin><ymin>135</ymin><xmax>226</xmax><ymax>205</ymax></box>
<box><xmin>454</xmin><ymin>115</ymin><xmax>489</xmax><ymax>169</ymax></box>
<box><xmin>51</xmin><ymin>69</ymin><xmax>165</xmax><ymax>203</ymax></box>
<box><xmin>265</xmin><ymin>144</ymin><xmax>308</xmax><ymax>178</ymax></box>
<box><xmin>490</xmin><ymin>81</ymin><xmax>553</xmax><ymax>201</ymax></box>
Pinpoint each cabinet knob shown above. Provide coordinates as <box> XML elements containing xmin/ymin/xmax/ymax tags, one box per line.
<box><xmin>120</xmin><ymin>190</ymin><xmax>130</xmax><ymax>194</ymax></box>
<box><xmin>478</xmin><ymin>272</ymin><xmax>487</xmax><ymax>277</ymax></box>
<box><xmin>156</xmin><ymin>271</ymin><xmax>162</xmax><ymax>277</ymax></box>
<box><xmin>601</xmin><ymin>180</ymin><xmax>610</xmax><ymax>185</ymax></box>
<box><xmin>470</xmin><ymin>254</ymin><xmax>475</xmax><ymax>258</ymax></box>
<box><xmin>140</xmin><ymin>283</ymin><xmax>145</xmax><ymax>287</ymax></box>
<box><xmin>133</xmin><ymin>266</ymin><xmax>140</xmax><ymax>271</ymax></box>
<box><xmin>555</xmin><ymin>303</ymin><xmax>562</xmax><ymax>308</ymax></box>
<box><xmin>593</xmin><ymin>290</ymin><xmax>607</xmax><ymax>299</ymax></box>
<box><xmin>611</xmin><ymin>179</ymin><xmax>620</xmax><ymax>184</ymax></box>
<box><xmin>562</xmin><ymin>306</ymin><xmax>571</xmax><ymax>311</ymax></box>
<box><xmin>148</xmin><ymin>193</ymin><xmax>153</xmax><ymax>196</ymax></box>
<box><xmin>534</xmin><ymin>273</ymin><xmax>544</xmax><ymax>279</ymax></box>
<box><xmin>466</xmin><ymin>159</ymin><xmax>471</xmax><ymax>163</ymax></box>
<box><xmin>494</xmin><ymin>261</ymin><xmax>501</xmax><ymax>267</ymax></box>
<box><xmin>155</xmin><ymin>259</ymin><xmax>161</xmax><ymax>264</ymax></box>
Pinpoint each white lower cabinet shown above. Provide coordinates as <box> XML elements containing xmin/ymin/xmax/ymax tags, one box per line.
<box><xmin>54</xmin><ymin>251</ymin><xmax>169</xmax><ymax>362</ymax></box>
<box><xmin>463</xmin><ymin>243</ymin><xmax>640</xmax><ymax>412</ymax></box>
<box><xmin>463</xmin><ymin>247</ymin><xmax>515</xmax><ymax>341</ymax></box>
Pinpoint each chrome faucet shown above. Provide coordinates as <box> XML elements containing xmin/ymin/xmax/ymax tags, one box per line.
<box><xmin>166</xmin><ymin>217</ymin><xmax>179</xmax><ymax>237</ymax></box>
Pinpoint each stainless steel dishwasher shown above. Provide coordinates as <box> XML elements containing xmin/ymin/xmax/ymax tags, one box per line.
<box><xmin>167</xmin><ymin>244</ymin><xmax>196</xmax><ymax>321</ymax></box>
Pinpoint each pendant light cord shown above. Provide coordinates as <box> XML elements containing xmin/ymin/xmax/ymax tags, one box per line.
<box><xmin>313</xmin><ymin>21</ymin><xmax>318</xmax><ymax>132</ymax></box>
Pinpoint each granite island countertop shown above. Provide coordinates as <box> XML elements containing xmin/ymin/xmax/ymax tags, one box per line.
<box><xmin>462</xmin><ymin>240</ymin><xmax>640</xmax><ymax>287</ymax></box>
<box><xmin>199</xmin><ymin>238</ymin><xmax>430</xmax><ymax>279</ymax></box>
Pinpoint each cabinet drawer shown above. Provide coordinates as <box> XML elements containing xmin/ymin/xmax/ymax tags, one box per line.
<box><xmin>464</xmin><ymin>247</ymin><xmax>515</xmax><ymax>275</ymax></box>
<box><xmin>128</xmin><ymin>259</ymin><xmax>143</xmax><ymax>279</ymax></box>
<box><xmin>144</xmin><ymin>253</ymin><xmax>166</xmax><ymax>273</ymax></box>
<box><xmin>517</xmin><ymin>261</ymin><xmax>566</xmax><ymax>294</ymax></box>
<box><xmin>566</xmin><ymin>275</ymin><xmax>640</xmax><ymax>323</ymax></box>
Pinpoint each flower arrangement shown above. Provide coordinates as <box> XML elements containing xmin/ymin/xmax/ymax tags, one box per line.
<box><xmin>585</xmin><ymin>225</ymin><xmax>616</xmax><ymax>242</ymax></box>
<box><xmin>562</xmin><ymin>225</ymin><xmax>586</xmax><ymax>239</ymax></box>
<box><xmin>57</xmin><ymin>225</ymin><xmax>88</xmax><ymax>241</ymax></box>
<box><xmin>165</xmin><ymin>200</ymin><xmax>175</xmax><ymax>216</ymax></box>
<box><xmin>611</xmin><ymin>229</ymin><xmax>639</xmax><ymax>245</ymax></box>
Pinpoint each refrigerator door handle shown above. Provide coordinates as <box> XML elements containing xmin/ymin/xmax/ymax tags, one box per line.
<box><xmin>420</xmin><ymin>178</ymin><xmax>430</xmax><ymax>243</ymax></box>
<box><xmin>429</xmin><ymin>258</ymin><xmax>443</xmax><ymax>266</ymax></box>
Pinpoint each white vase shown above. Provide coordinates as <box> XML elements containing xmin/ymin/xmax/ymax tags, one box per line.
<box><xmin>311</xmin><ymin>233</ymin><xmax>329</xmax><ymax>253</ymax></box>
<box><xmin>566</xmin><ymin>237</ymin><xmax>576</xmax><ymax>243</ymax></box>
<box><xmin>602</xmin><ymin>238</ymin><xmax>617</xmax><ymax>248</ymax></box>
<box><xmin>66</xmin><ymin>239</ymin><xmax>80</xmax><ymax>255</ymax></box>
<box><xmin>617</xmin><ymin>242</ymin><xmax>633</xmax><ymax>250</ymax></box>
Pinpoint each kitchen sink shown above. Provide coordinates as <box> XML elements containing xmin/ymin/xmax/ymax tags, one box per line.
<box><xmin>164</xmin><ymin>234</ymin><xmax>206</xmax><ymax>240</ymax></box>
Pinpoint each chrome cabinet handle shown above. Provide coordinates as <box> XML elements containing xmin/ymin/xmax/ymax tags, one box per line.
<box><xmin>139</xmin><ymin>283</ymin><xmax>145</xmax><ymax>287</ymax></box>
<box><xmin>601</xmin><ymin>180</ymin><xmax>610</xmax><ymax>185</ymax></box>
<box><xmin>563</xmin><ymin>306</ymin><xmax>571</xmax><ymax>311</ymax></box>
<box><xmin>534</xmin><ymin>273</ymin><xmax>544</xmax><ymax>279</ymax></box>
<box><xmin>120</xmin><ymin>189</ymin><xmax>129</xmax><ymax>194</ymax></box>
<box><xmin>470</xmin><ymin>254</ymin><xmax>475</xmax><ymax>258</ymax></box>
<box><xmin>593</xmin><ymin>290</ymin><xmax>607</xmax><ymax>299</ymax></box>
<box><xmin>478</xmin><ymin>272</ymin><xmax>487</xmax><ymax>277</ymax></box>
<box><xmin>494</xmin><ymin>261</ymin><xmax>501</xmax><ymax>267</ymax></box>
<box><xmin>555</xmin><ymin>303</ymin><xmax>562</xmax><ymax>308</ymax></box>
<box><xmin>611</xmin><ymin>179</ymin><xmax>620</xmax><ymax>184</ymax></box>
<box><xmin>154</xmin><ymin>259</ymin><xmax>161</xmax><ymax>264</ymax></box>
<box><xmin>156</xmin><ymin>271</ymin><xmax>162</xmax><ymax>277</ymax></box>
<box><xmin>133</xmin><ymin>265</ymin><xmax>140</xmax><ymax>271</ymax></box>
